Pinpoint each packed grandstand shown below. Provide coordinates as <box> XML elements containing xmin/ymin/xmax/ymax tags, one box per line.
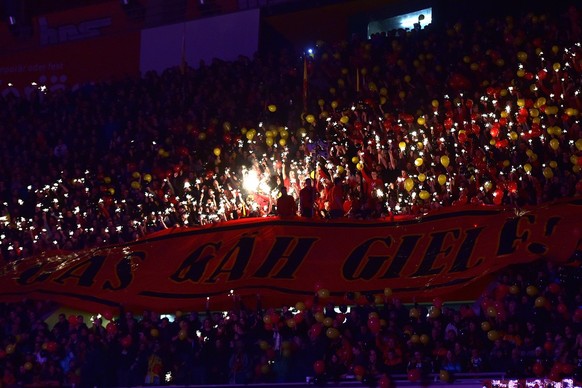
<box><xmin>0</xmin><ymin>0</ymin><xmax>581</xmax><ymax>386</ymax></box>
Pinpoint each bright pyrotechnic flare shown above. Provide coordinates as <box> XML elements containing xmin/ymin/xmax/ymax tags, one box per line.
<box><xmin>242</xmin><ymin>169</ymin><xmax>260</xmax><ymax>192</ymax></box>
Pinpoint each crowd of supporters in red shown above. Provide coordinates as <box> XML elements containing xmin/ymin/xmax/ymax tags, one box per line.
<box><xmin>0</xmin><ymin>0</ymin><xmax>581</xmax><ymax>386</ymax></box>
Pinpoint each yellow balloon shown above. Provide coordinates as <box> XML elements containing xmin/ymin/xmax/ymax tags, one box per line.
<box><xmin>431</xmin><ymin>99</ymin><xmax>439</xmax><ymax>108</ymax></box>
<box><xmin>213</xmin><ymin>147</ymin><xmax>221</xmax><ymax>157</ymax></box>
<box><xmin>523</xmin><ymin>163</ymin><xmax>532</xmax><ymax>173</ymax></box>
<box><xmin>484</xmin><ymin>181</ymin><xmax>492</xmax><ymax>191</ymax></box>
<box><xmin>552</xmin><ymin>62</ymin><xmax>561</xmax><ymax>72</ymax></box>
<box><xmin>543</xmin><ymin>167</ymin><xmax>554</xmax><ymax>179</ymax></box>
<box><xmin>340</xmin><ymin>115</ymin><xmax>349</xmax><ymax>124</ymax></box>
<box><xmin>565</xmin><ymin>108</ymin><xmax>579</xmax><ymax>117</ymax></box>
<box><xmin>279</xmin><ymin>138</ymin><xmax>287</xmax><ymax>146</ymax></box>
<box><xmin>517</xmin><ymin>51</ymin><xmax>527</xmax><ymax>62</ymax></box>
<box><xmin>440</xmin><ymin>155</ymin><xmax>450</xmax><ymax>168</ymax></box>
<box><xmin>352</xmin><ymin>156</ymin><xmax>359</xmax><ymax>164</ymax></box>
<box><xmin>440</xmin><ymin>370</ymin><xmax>450</xmax><ymax>382</ymax></box>
<box><xmin>418</xmin><ymin>173</ymin><xmax>426</xmax><ymax>182</ymax></box>
<box><xmin>398</xmin><ymin>141</ymin><xmax>406</xmax><ymax>151</ymax></box>
<box><xmin>419</xmin><ymin>190</ymin><xmax>430</xmax><ymax>200</ymax></box>
<box><xmin>306</xmin><ymin>114</ymin><xmax>315</xmax><ymax>124</ymax></box>
<box><xmin>549</xmin><ymin>138</ymin><xmax>559</xmax><ymax>150</ymax></box>
<box><xmin>331</xmin><ymin>100</ymin><xmax>338</xmax><ymax>109</ymax></box>
<box><xmin>549</xmin><ymin>161</ymin><xmax>557</xmax><ymax>168</ymax></box>
<box><xmin>268</xmin><ymin>104</ymin><xmax>277</xmax><ymax>112</ymax></box>
<box><xmin>509</xmin><ymin>131</ymin><xmax>518</xmax><ymax>141</ymax></box>
<box><xmin>417</xmin><ymin>117</ymin><xmax>426</xmax><ymax>126</ymax></box>
<box><xmin>487</xmin><ymin>330</ymin><xmax>500</xmax><ymax>341</ymax></box>
<box><xmin>404</xmin><ymin>178</ymin><xmax>415</xmax><ymax>192</ymax></box>
<box><xmin>143</xmin><ymin>173</ymin><xmax>152</xmax><ymax>183</ymax></box>
<box><xmin>517</xmin><ymin>99</ymin><xmax>525</xmax><ymax>107</ymax></box>
<box><xmin>265</xmin><ymin>137</ymin><xmax>274</xmax><ymax>147</ymax></box>
<box><xmin>356</xmin><ymin>162</ymin><xmax>364</xmax><ymax>171</ymax></box>
<box><xmin>414</xmin><ymin>158</ymin><xmax>423</xmax><ymax>167</ymax></box>
<box><xmin>576</xmin><ymin>139</ymin><xmax>582</xmax><ymax>151</ymax></box>
<box><xmin>438</xmin><ymin>174</ymin><xmax>447</xmax><ymax>185</ymax></box>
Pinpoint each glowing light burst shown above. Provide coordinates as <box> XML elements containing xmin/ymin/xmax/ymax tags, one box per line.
<box><xmin>242</xmin><ymin>169</ymin><xmax>260</xmax><ymax>192</ymax></box>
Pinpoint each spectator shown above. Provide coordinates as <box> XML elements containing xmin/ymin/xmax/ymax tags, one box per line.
<box><xmin>275</xmin><ymin>186</ymin><xmax>297</xmax><ymax>217</ymax></box>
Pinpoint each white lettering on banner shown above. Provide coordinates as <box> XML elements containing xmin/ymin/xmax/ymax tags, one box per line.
<box><xmin>39</xmin><ymin>16</ymin><xmax>112</xmax><ymax>45</ymax></box>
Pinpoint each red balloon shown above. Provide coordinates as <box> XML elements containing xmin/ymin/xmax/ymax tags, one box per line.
<box><xmin>458</xmin><ymin>131</ymin><xmax>467</xmax><ymax>143</ymax></box>
<box><xmin>367</xmin><ymin>317</ymin><xmax>380</xmax><ymax>334</ymax></box>
<box><xmin>533</xmin><ymin>362</ymin><xmax>544</xmax><ymax>376</ymax></box>
<box><xmin>493</xmin><ymin>189</ymin><xmax>504</xmax><ymax>205</ymax></box>
<box><xmin>354</xmin><ymin>365</ymin><xmax>366</xmax><ymax>377</ymax></box>
<box><xmin>561</xmin><ymin>363</ymin><xmax>574</xmax><ymax>375</ymax></box>
<box><xmin>309</xmin><ymin>323</ymin><xmax>322</xmax><ymax>338</ymax></box>
<box><xmin>293</xmin><ymin>312</ymin><xmax>305</xmax><ymax>324</ymax></box>
<box><xmin>102</xmin><ymin>310</ymin><xmax>114</xmax><ymax>321</ymax></box>
<box><xmin>270</xmin><ymin>313</ymin><xmax>280</xmax><ymax>324</ymax></box>
<box><xmin>121</xmin><ymin>335</ymin><xmax>132</xmax><ymax>348</ymax></box>
<box><xmin>544</xmin><ymin>340</ymin><xmax>554</xmax><ymax>353</ymax></box>
<box><xmin>489</xmin><ymin>126</ymin><xmax>499</xmax><ymax>138</ymax></box>
<box><xmin>548</xmin><ymin>283</ymin><xmax>560</xmax><ymax>294</ymax></box>
<box><xmin>313</xmin><ymin>360</ymin><xmax>325</xmax><ymax>375</ymax></box>
<box><xmin>408</xmin><ymin>368</ymin><xmax>421</xmax><ymax>382</ymax></box>
<box><xmin>378</xmin><ymin>375</ymin><xmax>392</xmax><ymax>388</ymax></box>
<box><xmin>106</xmin><ymin>322</ymin><xmax>118</xmax><ymax>334</ymax></box>
<box><xmin>46</xmin><ymin>341</ymin><xmax>58</xmax><ymax>353</ymax></box>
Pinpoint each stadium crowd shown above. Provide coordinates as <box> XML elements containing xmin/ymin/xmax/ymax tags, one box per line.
<box><xmin>0</xmin><ymin>0</ymin><xmax>581</xmax><ymax>386</ymax></box>
<box><xmin>0</xmin><ymin>2</ymin><xmax>580</xmax><ymax>262</ymax></box>
<box><xmin>0</xmin><ymin>258</ymin><xmax>581</xmax><ymax>387</ymax></box>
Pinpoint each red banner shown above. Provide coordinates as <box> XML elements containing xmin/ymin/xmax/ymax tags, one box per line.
<box><xmin>0</xmin><ymin>2</ymin><xmax>140</xmax><ymax>95</ymax></box>
<box><xmin>0</xmin><ymin>199</ymin><xmax>580</xmax><ymax>314</ymax></box>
